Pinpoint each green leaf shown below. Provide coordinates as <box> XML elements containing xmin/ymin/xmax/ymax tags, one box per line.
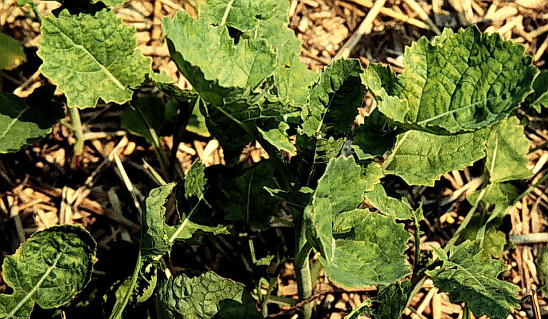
<box><xmin>536</xmin><ymin>246</ymin><xmax>548</xmax><ymax>295</ymax></box>
<box><xmin>0</xmin><ymin>32</ymin><xmax>26</xmax><ymax>70</ymax></box>
<box><xmin>121</xmin><ymin>96</ymin><xmax>176</xmax><ymax>144</ymax></box>
<box><xmin>218</xmin><ymin>161</ymin><xmax>280</xmax><ymax>230</ymax></box>
<box><xmin>163</xmin><ymin>12</ymin><xmax>276</xmax><ymax>108</ymax></box>
<box><xmin>528</xmin><ymin>70</ymin><xmax>548</xmax><ymax>112</ymax></box>
<box><xmin>364</xmin><ymin>184</ymin><xmax>414</xmax><ymax>219</ymax></box>
<box><xmin>324</xmin><ymin>209</ymin><xmax>411</xmax><ymax>288</ymax></box>
<box><xmin>156</xmin><ymin>272</ymin><xmax>262</xmax><ymax>319</ymax></box>
<box><xmin>351</xmin><ymin>109</ymin><xmax>396</xmax><ymax>161</ymax></box>
<box><xmin>382</xmin><ymin>128</ymin><xmax>489</xmax><ymax>186</ymax></box>
<box><xmin>184</xmin><ymin>161</ymin><xmax>206</xmax><ymax>199</ymax></box>
<box><xmin>140</xmin><ymin>183</ymin><xmax>175</xmax><ymax>258</ymax></box>
<box><xmin>304</xmin><ymin>157</ymin><xmax>370</xmax><ymax>261</ymax></box>
<box><xmin>346</xmin><ymin>280</ymin><xmax>411</xmax><ymax>319</ymax></box>
<box><xmin>38</xmin><ymin>9</ymin><xmax>151</xmax><ymax>108</ymax></box>
<box><xmin>257</xmin><ymin>122</ymin><xmax>294</xmax><ymax>153</ymax></box>
<box><xmin>363</xmin><ymin>26</ymin><xmax>536</xmax><ymax>133</ymax></box>
<box><xmin>305</xmin><ymin>157</ymin><xmax>409</xmax><ymax>288</ymax></box>
<box><xmin>165</xmin><ymin>222</ymin><xmax>229</xmax><ymax>241</ymax></box>
<box><xmin>198</xmin><ymin>0</ymin><xmax>316</xmax><ymax>106</ymax></box>
<box><xmin>428</xmin><ymin>240</ymin><xmax>520</xmax><ymax>319</ymax></box>
<box><xmin>301</xmin><ymin>59</ymin><xmax>365</xmax><ymax>139</ymax></box>
<box><xmin>0</xmin><ymin>225</ymin><xmax>96</xmax><ymax>319</ymax></box>
<box><xmin>467</xmin><ymin>183</ymin><xmax>518</xmax><ymax>206</ymax></box>
<box><xmin>0</xmin><ymin>87</ymin><xmax>64</xmax><ymax>153</ymax></box>
<box><xmin>485</xmin><ymin>116</ymin><xmax>531</xmax><ymax>183</ymax></box>
<box><xmin>91</xmin><ymin>0</ymin><xmax>128</xmax><ymax>7</ymax></box>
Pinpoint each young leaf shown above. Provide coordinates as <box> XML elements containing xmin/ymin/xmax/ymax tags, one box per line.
<box><xmin>428</xmin><ymin>240</ymin><xmax>520</xmax><ymax>319</ymax></box>
<box><xmin>38</xmin><ymin>9</ymin><xmax>151</xmax><ymax>108</ymax></box>
<box><xmin>528</xmin><ymin>70</ymin><xmax>548</xmax><ymax>112</ymax></box>
<box><xmin>156</xmin><ymin>272</ymin><xmax>262</xmax><ymax>319</ymax></box>
<box><xmin>0</xmin><ymin>86</ymin><xmax>64</xmax><ymax>153</ymax></box>
<box><xmin>184</xmin><ymin>161</ymin><xmax>207</xmax><ymax>199</ymax></box>
<box><xmin>364</xmin><ymin>184</ymin><xmax>414</xmax><ymax>220</ymax></box>
<box><xmin>363</xmin><ymin>26</ymin><xmax>536</xmax><ymax>133</ymax></box>
<box><xmin>485</xmin><ymin>116</ymin><xmax>531</xmax><ymax>183</ymax></box>
<box><xmin>382</xmin><ymin>128</ymin><xmax>489</xmax><ymax>186</ymax></box>
<box><xmin>197</xmin><ymin>0</ymin><xmax>316</xmax><ymax>106</ymax></box>
<box><xmin>300</xmin><ymin>59</ymin><xmax>365</xmax><ymax>139</ymax></box>
<box><xmin>0</xmin><ymin>225</ymin><xmax>96</xmax><ymax>319</ymax></box>
<box><xmin>346</xmin><ymin>280</ymin><xmax>411</xmax><ymax>319</ymax></box>
<box><xmin>140</xmin><ymin>183</ymin><xmax>175</xmax><ymax>258</ymax></box>
<box><xmin>304</xmin><ymin>157</ymin><xmax>410</xmax><ymax>288</ymax></box>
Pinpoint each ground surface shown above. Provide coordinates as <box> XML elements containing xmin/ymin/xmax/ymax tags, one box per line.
<box><xmin>0</xmin><ymin>0</ymin><xmax>548</xmax><ymax>318</ymax></box>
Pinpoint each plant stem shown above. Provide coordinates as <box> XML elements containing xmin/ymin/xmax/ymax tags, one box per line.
<box><xmin>168</xmin><ymin>98</ymin><xmax>195</xmax><ymax>179</ymax></box>
<box><xmin>68</xmin><ymin>106</ymin><xmax>85</xmax><ymax>156</ymax></box>
<box><xmin>109</xmin><ymin>250</ymin><xmax>142</xmax><ymax>319</ymax></box>
<box><xmin>294</xmin><ymin>214</ymin><xmax>313</xmax><ymax>319</ymax></box>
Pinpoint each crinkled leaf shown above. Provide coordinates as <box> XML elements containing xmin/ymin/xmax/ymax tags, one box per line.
<box><xmin>300</xmin><ymin>59</ymin><xmax>365</xmax><ymax>138</ymax></box>
<box><xmin>364</xmin><ymin>184</ymin><xmax>414</xmax><ymax>219</ymax></box>
<box><xmin>140</xmin><ymin>183</ymin><xmax>175</xmax><ymax>258</ymax></box>
<box><xmin>346</xmin><ymin>280</ymin><xmax>411</xmax><ymax>319</ymax></box>
<box><xmin>163</xmin><ymin>12</ymin><xmax>276</xmax><ymax>109</ymax></box>
<box><xmin>184</xmin><ymin>161</ymin><xmax>206</xmax><ymax>199</ymax></box>
<box><xmin>0</xmin><ymin>86</ymin><xmax>64</xmax><ymax>153</ymax></box>
<box><xmin>382</xmin><ymin>128</ymin><xmax>489</xmax><ymax>186</ymax></box>
<box><xmin>218</xmin><ymin>161</ymin><xmax>280</xmax><ymax>230</ymax></box>
<box><xmin>428</xmin><ymin>240</ymin><xmax>520</xmax><ymax>319</ymax></box>
<box><xmin>156</xmin><ymin>272</ymin><xmax>262</xmax><ymax>319</ymax></box>
<box><xmin>324</xmin><ymin>209</ymin><xmax>411</xmax><ymax>288</ymax></box>
<box><xmin>528</xmin><ymin>70</ymin><xmax>548</xmax><ymax>112</ymax></box>
<box><xmin>485</xmin><ymin>116</ymin><xmax>531</xmax><ymax>183</ymax></box>
<box><xmin>0</xmin><ymin>225</ymin><xmax>96</xmax><ymax>319</ymax></box>
<box><xmin>38</xmin><ymin>9</ymin><xmax>151</xmax><ymax>108</ymax></box>
<box><xmin>351</xmin><ymin>109</ymin><xmax>396</xmax><ymax>160</ymax></box>
<box><xmin>0</xmin><ymin>32</ymin><xmax>26</xmax><ymax>70</ymax></box>
<box><xmin>198</xmin><ymin>0</ymin><xmax>316</xmax><ymax>106</ymax></box>
<box><xmin>363</xmin><ymin>26</ymin><xmax>536</xmax><ymax>133</ymax></box>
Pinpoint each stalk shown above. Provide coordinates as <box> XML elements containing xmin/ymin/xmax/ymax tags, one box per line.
<box><xmin>168</xmin><ymin>98</ymin><xmax>195</xmax><ymax>179</ymax></box>
<box><xmin>68</xmin><ymin>106</ymin><xmax>85</xmax><ymax>156</ymax></box>
<box><xmin>294</xmin><ymin>215</ymin><xmax>313</xmax><ymax>319</ymax></box>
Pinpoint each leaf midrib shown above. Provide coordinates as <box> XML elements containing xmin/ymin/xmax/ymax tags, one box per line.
<box><xmin>0</xmin><ymin>106</ymin><xmax>29</xmax><ymax>141</ymax></box>
<box><xmin>47</xmin><ymin>18</ymin><xmax>126</xmax><ymax>91</ymax></box>
<box><xmin>8</xmin><ymin>252</ymin><xmax>63</xmax><ymax>316</ymax></box>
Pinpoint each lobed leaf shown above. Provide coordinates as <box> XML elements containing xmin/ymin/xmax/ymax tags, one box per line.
<box><xmin>0</xmin><ymin>87</ymin><xmax>64</xmax><ymax>153</ymax></box>
<box><xmin>304</xmin><ymin>157</ymin><xmax>410</xmax><ymax>288</ymax></box>
<box><xmin>0</xmin><ymin>226</ymin><xmax>96</xmax><ymax>319</ymax></box>
<box><xmin>156</xmin><ymin>272</ymin><xmax>262</xmax><ymax>319</ymax></box>
<box><xmin>38</xmin><ymin>9</ymin><xmax>151</xmax><ymax>108</ymax></box>
<box><xmin>351</xmin><ymin>109</ymin><xmax>396</xmax><ymax>161</ymax></box>
<box><xmin>346</xmin><ymin>280</ymin><xmax>411</xmax><ymax>319</ymax></box>
<box><xmin>428</xmin><ymin>240</ymin><xmax>520</xmax><ymax>319</ymax></box>
<box><xmin>363</xmin><ymin>26</ymin><xmax>536</xmax><ymax>133</ymax></box>
<box><xmin>363</xmin><ymin>184</ymin><xmax>414</xmax><ymax>219</ymax></box>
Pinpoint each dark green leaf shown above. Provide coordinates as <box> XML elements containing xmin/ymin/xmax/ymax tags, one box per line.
<box><xmin>0</xmin><ymin>226</ymin><xmax>96</xmax><ymax>319</ymax></box>
<box><xmin>363</xmin><ymin>26</ymin><xmax>536</xmax><ymax>133</ymax></box>
<box><xmin>156</xmin><ymin>272</ymin><xmax>262</xmax><ymax>319</ymax></box>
